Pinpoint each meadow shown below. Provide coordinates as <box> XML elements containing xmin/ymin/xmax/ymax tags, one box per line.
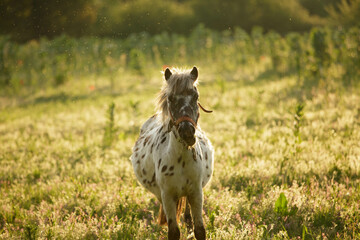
<box><xmin>0</xmin><ymin>26</ymin><xmax>360</xmax><ymax>239</ymax></box>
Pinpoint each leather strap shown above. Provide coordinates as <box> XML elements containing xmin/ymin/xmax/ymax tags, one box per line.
<box><xmin>175</xmin><ymin>116</ymin><xmax>197</xmax><ymax>128</ymax></box>
<box><xmin>198</xmin><ymin>102</ymin><xmax>213</xmax><ymax>113</ymax></box>
<box><xmin>169</xmin><ymin>109</ymin><xmax>198</xmax><ymax>128</ymax></box>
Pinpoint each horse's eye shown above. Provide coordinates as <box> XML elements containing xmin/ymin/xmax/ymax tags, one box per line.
<box><xmin>168</xmin><ymin>95</ymin><xmax>174</xmax><ymax>102</ymax></box>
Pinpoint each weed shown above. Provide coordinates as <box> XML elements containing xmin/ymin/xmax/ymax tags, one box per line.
<box><xmin>293</xmin><ymin>102</ymin><xmax>305</xmax><ymax>143</ymax></box>
<box><xmin>102</xmin><ymin>102</ymin><xmax>117</xmax><ymax>149</ymax></box>
<box><xmin>274</xmin><ymin>193</ymin><xmax>288</xmax><ymax>216</ymax></box>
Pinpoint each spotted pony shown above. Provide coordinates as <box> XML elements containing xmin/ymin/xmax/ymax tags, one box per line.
<box><xmin>130</xmin><ymin>67</ymin><xmax>214</xmax><ymax>240</ymax></box>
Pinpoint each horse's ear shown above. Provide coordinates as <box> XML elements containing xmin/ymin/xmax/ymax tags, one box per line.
<box><xmin>190</xmin><ymin>66</ymin><xmax>198</xmax><ymax>81</ymax></box>
<box><xmin>165</xmin><ymin>68</ymin><xmax>172</xmax><ymax>81</ymax></box>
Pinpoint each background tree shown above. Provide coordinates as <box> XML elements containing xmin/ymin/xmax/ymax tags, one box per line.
<box><xmin>0</xmin><ymin>0</ymin><xmax>96</xmax><ymax>41</ymax></box>
<box><xmin>1</xmin><ymin>0</ymin><xmax>359</xmax><ymax>42</ymax></box>
<box><xmin>326</xmin><ymin>0</ymin><xmax>360</xmax><ymax>27</ymax></box>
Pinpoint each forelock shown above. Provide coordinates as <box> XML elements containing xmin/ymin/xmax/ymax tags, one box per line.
<box><xmin>166</xmin><ymin>71</ymin><xmax>198</xmax><ymax>95</ymax></box>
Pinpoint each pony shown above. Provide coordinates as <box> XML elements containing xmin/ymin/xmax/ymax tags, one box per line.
<box><xmin>130</xmin><ymin>66</ymin><xmax>214</xmax><ymax>240</ymax></box>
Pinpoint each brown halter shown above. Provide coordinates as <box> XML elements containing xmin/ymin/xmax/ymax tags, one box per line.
<box><xmin>169</xmin><ymin>102</ymin><xmax>213</xmax><ymax>129</ymax></box>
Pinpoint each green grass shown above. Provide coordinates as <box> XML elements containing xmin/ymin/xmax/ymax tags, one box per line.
<box><xmin>1</xmin><ymin>66</ymin><xmax>360</xmax><ymax>239</ymax></box>
<box><xmin>1</xmin><ymin>27</ymin><xmax>360</xmax><ymax>239</ymax></box>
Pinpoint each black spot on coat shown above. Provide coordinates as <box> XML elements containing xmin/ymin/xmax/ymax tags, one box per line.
<box><xmin>144</xmin><ymin>136</ymin><xmax>150</xmax><ymax>146</ymax></box>
<box><xmin>158</xmin><ymin>126</ymin><xmax>163</xmax><ymax>134</ymax></box>
<box><xmin>192</xmin><ymin>148</ymin><xmax>197</xmax><ymax>161</ymax></box>
<box><xmin>158</xmin><ymin>158</ymin><xmax>162</xmax><ymax>169</ymax></box>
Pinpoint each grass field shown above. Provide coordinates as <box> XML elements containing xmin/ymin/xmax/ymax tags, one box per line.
<box><xmin>1</xmin><ymin>27</ymin><xmax>360</xmax><ymax>239</ymax></box>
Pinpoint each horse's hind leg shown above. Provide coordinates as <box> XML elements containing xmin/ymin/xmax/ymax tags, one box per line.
<box><xmin>185</xmin><ymin>198</ymin><xmax>193</xmax><ymax>234</ymax></box>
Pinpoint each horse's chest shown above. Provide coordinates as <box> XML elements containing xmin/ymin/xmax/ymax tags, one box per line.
<box><xmin>180</xmin><ymin>155</ymin><xmax>202</xmax><ymax>178</ymax></box>
<box><xmin>158</xmin><ymin>152</ymin><xmax>203</xmax><ymax>194</ymax></box>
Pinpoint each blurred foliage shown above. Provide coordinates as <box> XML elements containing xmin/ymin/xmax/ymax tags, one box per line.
<box><xmin>95</xmin><ymin>0</ymin><xmax>196</xmax><ymax>38</ymax></box>
<box><xmin>1</xmin><ymin>0</ymin><xmax>360</xmax><ymax>42</ymax></box>
<box><xmin>326</xmin><ymin>0</ymin><xmax>360</xmax><ymax>28</ymax></box>
<box><xmin>300</xmin><ymin>0</ymin><xmax>340</xmax><ymax>17</ymax></box>
<box><xmin>1</xmin><ymin>25</ymin><xmax>359</xmax><ymax>95</ymax></box>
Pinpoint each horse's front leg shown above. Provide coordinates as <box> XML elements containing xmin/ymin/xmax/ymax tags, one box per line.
<box><xmin>161</xmin><ymin>191</ymin><xmax>180</xmax><ymax>240</ymax></box>
<box><xmin>188</xmin><ymin>188</ymin><xmax>206</xmax><ymax>240</ymax></box>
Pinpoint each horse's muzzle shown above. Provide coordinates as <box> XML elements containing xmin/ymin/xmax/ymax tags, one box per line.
<box><xmin>178</xmin><ymin>121</ymin><xmax>196</xmax><ymax>146</ymax></box>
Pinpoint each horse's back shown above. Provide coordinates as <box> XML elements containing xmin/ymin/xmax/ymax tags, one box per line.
<box><xmin>139</xmin><ymin>114</ymin><xmax>158</xmax><ymax>134</ymax></box>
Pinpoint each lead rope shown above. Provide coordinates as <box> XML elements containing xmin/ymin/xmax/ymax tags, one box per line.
<box><xmin>198</xmin><ymin>102</ymin><xmax>213</xmax><ymax>113</ymax></box>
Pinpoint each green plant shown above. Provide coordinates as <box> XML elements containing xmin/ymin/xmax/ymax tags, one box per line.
<box><xmin>310</xmin><ymin>28</ymin><xmax>331</xmax><ymax>79</ymax></box>
<box><xmin>274</xmin><ymin>193</ymin><xmax>288</xmax><ymax>216</ymax></box>
<box><xmin>102</xmin><ymin>102</ymin><xmax>117</xmax><ymax>149</ymax></box>
<box><xmin>128</xmin><ymin>49</ymin><xmax>145</xmax><ymax>75</ymax></box>
<box><xmin>293</xmin><ymin>102</ymin><xmax>305</xmax><ymax>143</ymax></box>
<box><xmin>287</xmin><ymin>33</ymin><xmax>304</xmax><ymax>81</ymax></box>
